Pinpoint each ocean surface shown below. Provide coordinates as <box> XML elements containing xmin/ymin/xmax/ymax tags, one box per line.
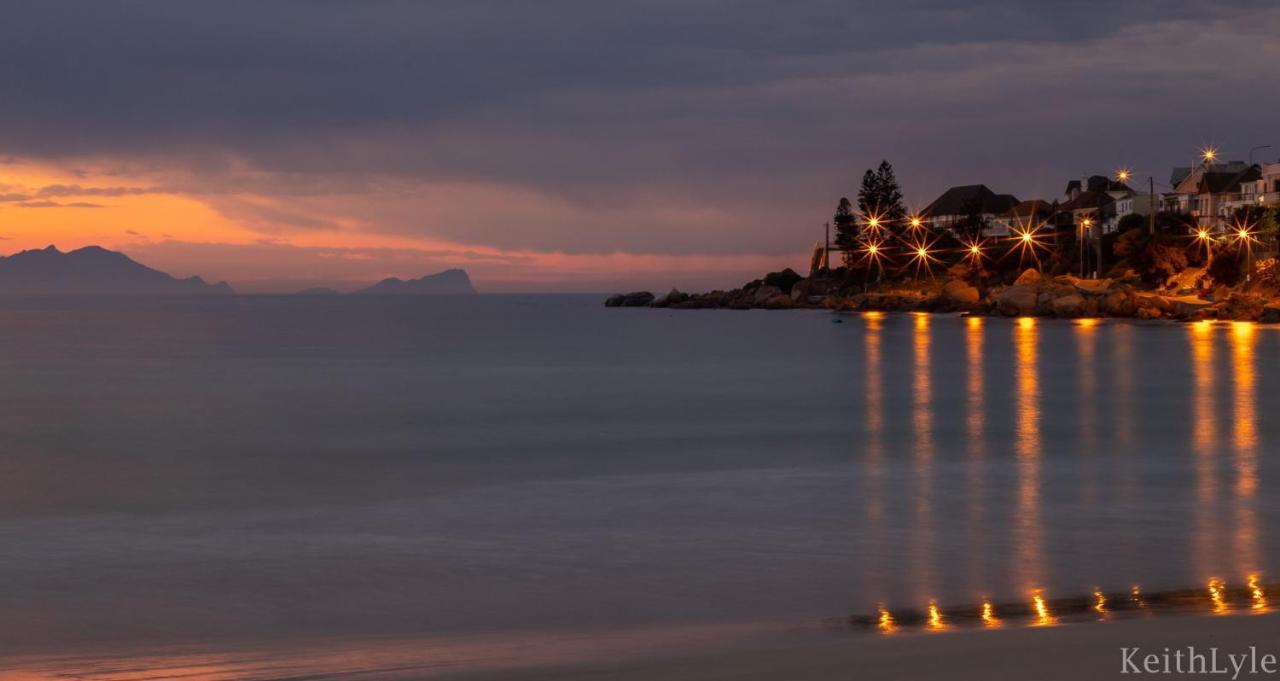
<box><xmin>1</xmin><ymin>295</ymin><xmax>1277</xmax><ymax>678</ymax></box>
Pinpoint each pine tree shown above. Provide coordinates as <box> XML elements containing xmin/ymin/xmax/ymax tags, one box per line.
<box><xmin>856</xmin><ymin>169</ymin><xmax>880</xmax><ymax>221</ymax></box>
<box><xmin>875</xmin><ymin>160</ymin><xmax>906</xmax><ymax>223</ymax></box>
<box><xmin>856</xmin><ymin>161</ymin><xmax>907</xmax><ymax>233</ymax></box>
<box><xmin>833</xmin><ymin>197</ymin><xmax>857</xmax><ymax>250</ymax></box>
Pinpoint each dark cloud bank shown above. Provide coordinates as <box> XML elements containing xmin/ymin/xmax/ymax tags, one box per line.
<box><xmin>2</xmin><ymin>1</ymin><xmax>1279</xmax><ymax>259</ymax></box>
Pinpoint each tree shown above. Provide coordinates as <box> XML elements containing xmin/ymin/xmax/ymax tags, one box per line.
<box><xmin>833</xmin><ymin>197</ymin><xmax>858</xmax><ymax>263</ymax></box>
<box><xmin>856</xmin><ymin>160</ymin><xmax>907</xmax><ymax>231</ymax></box>
<box><xmin>954</xmin><ymin>196</ymin><xmax>989</xmax><ymax>241</ymax></box>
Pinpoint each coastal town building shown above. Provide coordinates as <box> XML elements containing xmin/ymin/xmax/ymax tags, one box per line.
<box><xmin>921</xmin><ymin>184</ymin><xmax>1019</xmax><ymax>236</ymax></box>
<box><xmin>1249</xmin><ymin>162</ymin><xmax>1280</xmax><ymax>207</ymax></box>
<box><xmin>1164</xmin><ymin>161</ymin><xmax>1259</xmax><ymax>229</ymax></box>
<box><xmin>992</xmin><ymin>199</ymin><xmax>1055</xmax><ymax>234</ymax></box>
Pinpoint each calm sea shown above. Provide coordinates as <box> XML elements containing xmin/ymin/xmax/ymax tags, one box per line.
<box><xmin>0</xmin><ymin>295</ymin><xmax>1276</xmax><ymax>678</ymax></box>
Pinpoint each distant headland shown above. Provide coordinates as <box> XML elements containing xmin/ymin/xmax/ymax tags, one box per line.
<box><xmin>0</xmin><ymin>245</ymin><xmax>233</xmax><ymax>295</ymax></box>
<box><xmin>0</xmin><ymin>245</ymin><xmax>478</xmax><ymax>296</ymax></box>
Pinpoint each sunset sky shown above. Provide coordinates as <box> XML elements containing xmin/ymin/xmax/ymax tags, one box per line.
<box><xmin>2</xmin><ymin>1</ymin><xmax>1279</xmax><ymax>292</ymax></box>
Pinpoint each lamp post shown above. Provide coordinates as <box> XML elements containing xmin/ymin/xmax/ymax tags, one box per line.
<box><xmin>1079</xmin><ymin>216</ymin><xmax>1093</xmax><ymax>278</ymax></box>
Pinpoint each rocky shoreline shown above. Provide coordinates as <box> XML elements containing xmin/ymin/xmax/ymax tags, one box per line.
<box><xmin>606</xmin><ymin>260</ymin><xmax>1280</xmax><ymax>323</ymax></box>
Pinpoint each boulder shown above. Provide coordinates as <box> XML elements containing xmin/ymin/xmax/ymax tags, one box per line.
<box><xmin>752</xmin><ymin>285</ymin><xmax>784</xmax><ymax>305</ymax></box>
<box><xmin>1136</xmin><ymin>307</ymin><xmax>1162</xmax><ymax>320</ymax></box>
<box><xmin>650</xmin><ymin>288</ymin><xmax>687</xmax><ymax>308</ymax></box>
<box><xmin>761</xmin><ymin>268</ymin><xmax>803</xmax><ymax>295</ymax></box>
<box><xmin>604</xmin><ymin>294</ymin><xmax>625</xmax><ymax>307</ymax></box>
<box><xmin>1172</xmin><ymin>297</ymin><xmax>1213</xmax><ymax>318</ymax></box>
<box><xmin>1262</xmin><ymin>304</ymin><xmax>1280</xmax><ymax>324</ymax></box>
<box><xmin>1014</xmin><ymin>268</ymin><xmax>1042</xmax><ymax>286</ymax></box>
<box><xmin>1051</xmin><ymin>293</ymin><xmax>1085</xmax><ymax>317</ymax></box>
<box><xmin>1101</xmin><ymin>290</ymin><xmax>1134</xmax><ymax>317</ymax></box>
<box><xmin>995</xmin><ymin>284</ymin><xmax>1039</xmax><ymax>316</ymax></box>
<box><xmin>942</xmin><ymin>279</ymin><xmax>980</xmax><ymax>307</ymax></box>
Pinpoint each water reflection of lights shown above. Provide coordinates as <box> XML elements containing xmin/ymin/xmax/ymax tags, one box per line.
<box><xmin>1209</xmin><ymin>579</ymin><xmax>1228</xmax><ymax>614</ymax></box>
<box><xmin>1032</xmin><ymin>591</ymin><xmax>1055</xmax><ymax>626</ymax></box>
<box><xmin>1093</xmin><ymin>590</ymin><xmax>1107</xmax><ymax>615</ymax></box>
<box><xmin>1249</xmin><ymin>575</ymin><xmax>1268</xmax><ymax>612</ymax></box>
<box><xmin>878</xmin><ymin>606</ymin><xmax>896</xmax><ymax>634</ymax></box>
<box><xmin>927</xmin><ymin>601</ymin><xmax>947</xmax><ymax>631</ymax></box>
<box><xmin>981</xmin><ymin>601</ymin><xmax>1000</xmax><ymax>627</ymax></box>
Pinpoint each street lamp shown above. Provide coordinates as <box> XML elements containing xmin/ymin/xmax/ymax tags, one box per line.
<box><xmin>1079</xmin><ymin>216</ymin><xmax>1093</xmax><ymax>278</ymax></box>
<box><xmin>1201</xmin><ymin>146</ymin><xmax>1218</xmax><ymax>164</ymax></box>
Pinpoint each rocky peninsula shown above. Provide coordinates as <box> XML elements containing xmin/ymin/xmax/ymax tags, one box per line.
<box><xmin>606</xmin><ymin>256</ymin><xmax>1280</xmax><ymax>323</ymax></box>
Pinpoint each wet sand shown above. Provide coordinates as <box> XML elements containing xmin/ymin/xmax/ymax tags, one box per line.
<box><xmin>452</xmin><ymin>613</ymin><xmax>1280</xmax><ymax>681</ymax></box>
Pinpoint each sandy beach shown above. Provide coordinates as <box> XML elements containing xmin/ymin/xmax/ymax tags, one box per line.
<box><xmin>452</xmin><ymin>614</ymin><xmax>1280</xmax><ymax>681</ymax></box>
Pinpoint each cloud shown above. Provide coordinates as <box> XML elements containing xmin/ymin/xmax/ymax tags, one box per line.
<box><xmin>14</xmin><ymin>200</ymin><xmax>105</xmax><ymax>208</ymax></box>
<box><xmin>1</xmin><ymin>2</ymin><xmax>1278</xmax><ymax>287</ymax></box>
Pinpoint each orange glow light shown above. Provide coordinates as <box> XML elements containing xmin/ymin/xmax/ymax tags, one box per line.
<box><xmin>1249</xmin><ymin>575</ymin><xmax>1268</xmax><ymax>612</ymax></box>
<box><xmin>981</xmin><ymin>601</ymin><xmax>1000</xmax><ymax>627</ymax></box>
<box><xmin>926</xmin><ymin>601</ymin><xmax>946</xmax><ymax>631</ymax></box>
<box><xmin>1032</xmin><ymin>591</ymin><xmax>1055</xmax><ymax>626</ymax></box>
<box><xmin>1116</xmin><ymin>168</ymin><xmax>1132</xmax><ymax>182</ymax></box>
<box><xmin>1202</xmin><ymin>146</ymin><xmax>1219</xmax><ymax>163</ymax></box>
<box><xmin>877</xmin><ymin>606</ymin><xmax>896</xmax><ymax>633</ymax></box>
<box><xmin>1209</xmin><ymin>579</ymin><xmax>1228</xmax><ymax>614</ymax></box>
<box><xmin>1093</xmin><ymin>589</ymin><xmax>1107</xmax><ymax>614</ymax></box>
<box><xmin>909</xmin><ymin>216</ymin><xmax>923</xmax><ymax>229</ymax></box>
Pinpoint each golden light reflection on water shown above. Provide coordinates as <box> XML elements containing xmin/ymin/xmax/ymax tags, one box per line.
<box><xmin>878</xmin><ymin>606</ymin><xmax>897</xmax><ymax>633</ymax></box>
<box><xmin>926</xmin><ymin>600</ymin><xmax>947</xmax><ymax>631</ymax></box>
<box><xmin>965</xmin><ymin>316</ymin><xmax>986</xmax><ymax>589</ymax></box>
<box><xmin>1014</xmin><ymin>317</ymin><xmax>1044</xmax><ymax>592</ymax></box>
<box><xmin>1190</xmin><ymin>321</ymin><xmax>1220</xmax><ymax>581</ymax></box>
<box><xmin>862</xmin><ymin>311</ymin><xmax>886</xmax><ymax>597</ymax></box>
<box><xmin>1249</xmin><ymin>574</ymin><xmax>1269</xmax><ymax>612</ymax></box>
<box><xmin>1230</xmin><ymin>322</ymin><xmax>1259</xmax><ymax>576</ymax></box>
<box><xmin>1074</xmin><ymin>320</ymin><xmax>1099</xmax><ymax>508</ymax></box>
<box><xmin>1031</xmin><ymin>591</ymin><xmax>1056</xmax><ymax>626</ymax></box>
<box><xmin>981</xmin><ymin>600</ymin><xmax>1001</xmax><ymax>627</ymax></box>
<box><xmin>1209</xmin><ymin>578</ymin><xmax>1228</xmax><ymax>614</ymax></box>
<box><xmin>913</xmin><ymin>313</ymin><xmax>936</xmax><ymax>596</ymax></box>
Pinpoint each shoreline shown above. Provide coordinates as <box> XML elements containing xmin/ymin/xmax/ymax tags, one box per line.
<box><xmin>450</xmin><ymin>612</ymin><xmax>1280</xmax><ymax>681</ymax></box>
<box><xmin>606</xmin><ymin>263</ymin><xmax>1280</xmax><ymax>323</ymax></box>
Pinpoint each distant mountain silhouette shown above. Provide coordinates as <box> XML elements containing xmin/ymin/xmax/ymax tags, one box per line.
<box><xmin>354</xmin><ymin>269</ymin><xmax>477</xmax><ymax>295</ymax></box>
<box><xmin>0</xmin><ymin>245</ymin><xmax>233</xmax><ymax>294</ymax></box>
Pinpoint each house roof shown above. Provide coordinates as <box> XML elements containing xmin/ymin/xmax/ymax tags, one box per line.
<box><xmin>1004</xmin><ymin>199</ymin><xmax>1055</xmax><ymax>219</ymax></box>
<box><xmin>1198</xmin><ymin>166</ymin><xmax>1261</xmax><ymax>194</ymax></box>
<box><xmin>923</xmin><ymin>185</ymin><xmax>1020</xmax><ymax>217</ymax></box>
<box><xmin>1058</xmin><ymin>190</ymin><xmax>1115</xmax><ymax>212</ymax></box>
<box><xmin>1171</xmin><ymin>162</ymin><xmax>1252</xmax><ymax>192</ymax></box>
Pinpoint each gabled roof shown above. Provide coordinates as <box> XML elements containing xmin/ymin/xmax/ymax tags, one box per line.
<box><xmin>1198</xmin><ymin>166</ymin><xmax>1261</xmax><ymax>194</ymax></box>
<box><xmin>1004</xmin><ymin>199</ymin><xmax>1055</xmax><ymax>219</ymax></box>
<box><xmin>1057</xmin><ymin>190</ymin><xmax>1115</xmax><ymax>212</ymax></box>
<box><xmin>923</xmin><ymin>185</ymin><xmax>1020</xmax><ymax>217</ymax></box>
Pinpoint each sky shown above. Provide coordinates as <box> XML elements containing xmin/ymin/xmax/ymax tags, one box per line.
<box><xmin>1</xmin><ymin>1</ymin><xmax>1279</xmax><ymax>292</ymax></box>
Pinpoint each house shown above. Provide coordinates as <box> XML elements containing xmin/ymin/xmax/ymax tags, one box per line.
<box><xmin>921</xmin><ymin>185</ymin><xmax>1020</xmax><ymax>236</ymax></box>
<box><xmin>1055</xmin><ymin>175</ymin><xmax>1144</xmax><ymax>234</ymax></box>
<box><xmin>993</xmin><ymin>199</ymin><xmax>1055</xmax><ymax>234</ymax></box>
<box><xmin>1164</xmin><ymin>162</ymin><xmax>1259</xmax><ymax>229</ymax></box>
<box><xmin>1112</xmin><ymin>192</ymin><xmax>1157</xmax><ymax>231</ymax></box>
<box><xmin>1055</xmin><ymin>190</ymin><xmax>1115</xmax><ymax>236</ymax></box>
<box><xmin>1247</xmin><ymin>162</ymin><xmax>1280</xmax><ymax>208</ymax></box>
